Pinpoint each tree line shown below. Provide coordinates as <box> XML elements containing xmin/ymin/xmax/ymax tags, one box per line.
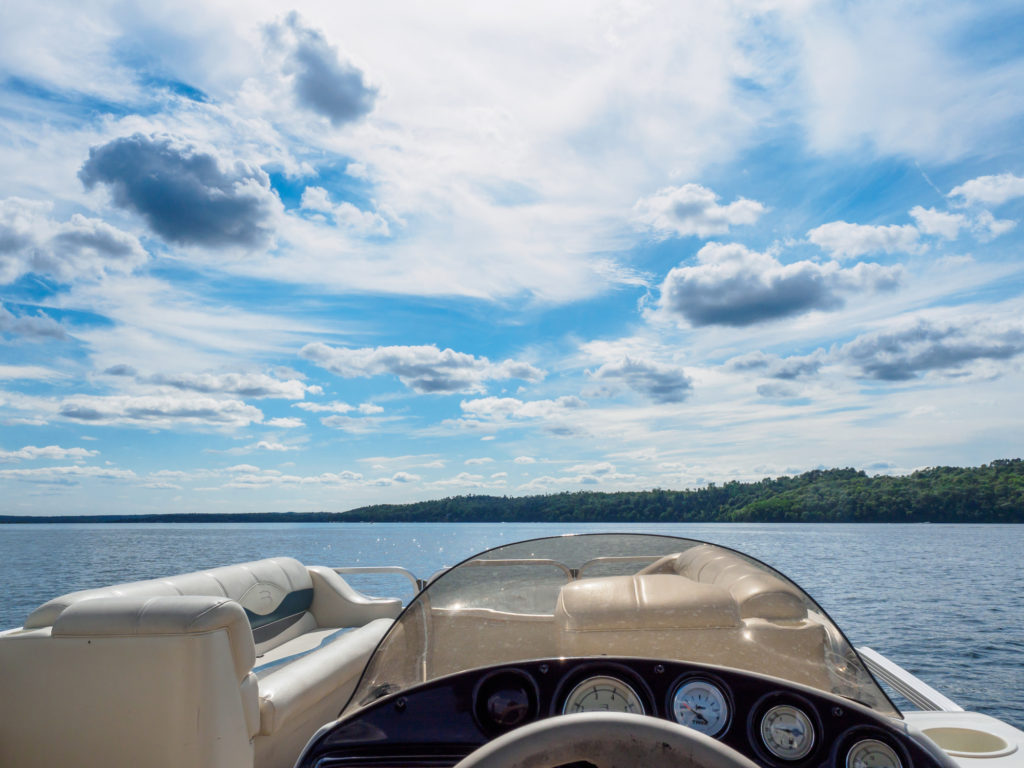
<box><xmin>3</xmin><ymin>459</ymin><xmax>1022</xmax><ymax>524</ymax></box>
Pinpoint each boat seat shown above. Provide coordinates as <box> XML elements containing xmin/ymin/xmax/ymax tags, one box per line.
<box><xmin>0</xmin><ymin>557</ymin><xmax>401</xmax><ymax>768</ymax></box>
<box><xmin>639</xmin><ymin>545</ymin><xmax>808</xmax><ymax>620</ymax></box>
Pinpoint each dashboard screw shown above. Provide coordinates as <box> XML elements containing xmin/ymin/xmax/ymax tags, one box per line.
<box><xmin>395</xmin><ymin>697</ymin><xmax>407</xmax><ymax>712</ymax></box>
<box><xmin>539</xmin><ymin>664</ymin><xmax>549</xmax><ymax>674</ymax></box>
<box><xmin>832</xmin><ymin>706</ymin><xmax>843</xmax><ymax>717</ymax></box>
<box><xmin>654</xmin><ymin>664</ymin><xmax>665</xmax><ymax>674</ymax></box>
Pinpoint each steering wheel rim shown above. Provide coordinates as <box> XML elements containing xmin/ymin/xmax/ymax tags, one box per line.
<box><xmin>452</xmin><ymin>711</ymin><xmax>760</xmax><ymax>768</ymax></box>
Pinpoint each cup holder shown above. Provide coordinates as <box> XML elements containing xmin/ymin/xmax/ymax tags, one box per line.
<box><xmin>923</xmin><ymin>727</ymin><xmax>1017</xmax><ymax>758</ymax></box>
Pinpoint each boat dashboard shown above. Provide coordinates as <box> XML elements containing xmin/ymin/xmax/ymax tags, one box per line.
<box><xmin>300</xmin><ymin>656</ymin><xmax>949</xmax><ymax>768</ymax></box>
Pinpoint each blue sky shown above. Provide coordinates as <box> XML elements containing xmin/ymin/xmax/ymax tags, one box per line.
<box><xmin>1</xmin><ymin>0</ymin><xmax>1023</xmax><ymax>515</ymax></box>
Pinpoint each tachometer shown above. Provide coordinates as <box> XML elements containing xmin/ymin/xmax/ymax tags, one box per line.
<box><xmin>562</xmin><ymin>675</ymin><xmax>644</xmax><ymax>715</ymax></box>
<box><xmin>846</xmin><ymin>739</ymin><xmax>903</xmax><ymax>768</ymax></box>
<box><xmin>760</xmin><ymin>704</ymin><xmax>815</xmax><ymax>760</ymax></box>
<box><xmin>671</xmin><ymin>679</ymin><xmax>730</xmax><ymax>737</ymax></box>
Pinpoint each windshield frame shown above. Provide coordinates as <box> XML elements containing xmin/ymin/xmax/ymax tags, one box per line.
<box><xmin>342</xmin><ymin>533</ymin><xmax>900</xmax><ymax>719</ymax></box>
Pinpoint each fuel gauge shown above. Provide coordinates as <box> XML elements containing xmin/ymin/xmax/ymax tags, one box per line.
<box><xmin>760</xmin><ymin>704</ymin><xmax>815</xmax><ymax>761</ymax></box>
<box><xmin>671</xmin><ymin>679</ymin><xmax>730</xmax><ymax>737</ymax></box>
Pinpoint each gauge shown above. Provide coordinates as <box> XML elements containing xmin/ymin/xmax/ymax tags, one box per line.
<box><xmin>846</xmin><ymin>739</ymin><xmax>903</xmax><ymax>768</ymax></box>
<box><xmin>562</xmin><ymin>675</ymin><xmax>645</xmax><ymax>715</ymax></box>
<box><xmin>760</xmin><ymin>704</ymin><xmax>815</xmax><ymax>761</ymax></box>
<box><xmin>671</xmin><ymin>679</ymin><xmax>730</xmax><ymax>737</ymax></box>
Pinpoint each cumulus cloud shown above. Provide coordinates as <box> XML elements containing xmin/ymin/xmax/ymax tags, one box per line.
<box><xmin>948</xmin><ymin>173</ymin><xmax>1024</xmax><ymax>206</ymax></box>
<box><xmin>300</xmin><ymin>186</ymin><xmax>394</xmax><ymax>237</ymax></box>
<box><xmin>0</xmin><ymin>465</ymin><xmax>136</xmax><ymax>485</ymax></box>
<box><xmin>634</xmin><ymin>184</ymin><xmax>766</xmax><ymax>238</ymax></box>
<box><xmin>267</xmin><ymin>13</ymin><xmax>377</xmax><ymax>126</ymax></box>
<box><xmin>301</xmin><ymin>343</ymin><xmax>545</xmax><ymax>394</ymax></box>
<box><xmin>265</xmin><ymin>417</ymin><xmax>304</xmax><ymax>428</ymax></box>
<box><xmin>840</xmin><ymin>320</ymin><xmax>1024</xmax><ymax>380</ymax></box>
<box><xmin>58</xmin><ymin>394</ymin><xmax>263</xmax><ymax>427</ymax></box>
<box><xmin>972</xmin><ymin>210</ymin><xmax>1016</xmax><ymax>240</ymax></box>
<box><xmin>0</xmin><ymin>444</ymin><xmax>98</xmax><ymax>462</ymax></box>
<box><xmin>147</xmin><ymin>371</ymin><xmax>316</xmax><ymax>399</ymax></box>
<box><xmin>0</xmin><ymin>198</ymin><xmax>147</xmax><ymax>285</ymax></box>
<box><xmin>0</xmin><ymin>302</ymin><xmax>67</xmax><ymax>340</ymax></box>
<box><xmin>513</xmin><ymin>456</ymin><xmax>536</xmax><ymax>464</ymax></box>
<box><xmin>726</xmin><ymin>350</ymin><xmax>825</xmax><ymax>379</ymax></box>
<box><xmin>908</xmin><ymin>206</ymin><xmax>965</xmax><ymax>240</ymax></box>
<box><xmin>464</xmin><ymin>457</ymin><xmax>493</xmax><ymax>465</ymax></box>
<box><xmin>588</xmin><ymin>357</ymin><xmax>693</xmax><ymax>403</ymax></box>
<box><xmin>655</xmin><ymin>243</ymin><xmax>900</xmax><ymax>327</ymax></box>
<box><xmin>459</xmin><ymin>395</ymin><xmax>586</xmax><ymax>422</ymax></box>
<box><xmin>807</xmin><ymin>221</ymin><xmax>920</xmax><ymax>259</ymax></box>
<box><xmin>79</xmin><ymin>134</ymin><xmax>279</xmax><ymax>248</ymax></box>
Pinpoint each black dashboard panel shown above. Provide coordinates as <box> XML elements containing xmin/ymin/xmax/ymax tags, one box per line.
<box><xmin>301</xmin><ymin>657</ymin><xmax>945</xmax><ymax>768</ymax></box>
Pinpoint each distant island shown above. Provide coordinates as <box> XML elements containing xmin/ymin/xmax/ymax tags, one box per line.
<box><xmin>2</xmin><ymin>459</ymin><xmax>1022</xmax><ymax>524</ymax></box>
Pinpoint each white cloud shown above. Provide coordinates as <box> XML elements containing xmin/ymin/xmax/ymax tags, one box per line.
<box><xmin>972</xmin><ymin>211</ymin><xmax>1016</xmax><ymax>240</ymax></box>
<box><xmin>464</xmin><ymin>457</ymin><xmax>493</xmax><ymax>465</ymax></box>
<box><xmin>513</xmin><ymin>456</ymin><xmax>536</xmax><ymax>464</ymax></box>
<box><xmin>908</xmin><ymin>206</ymin><xmax>965</xmax><ymax>240</ymax></box>
<box><xmin>588</xmin><ymin>357</ymin><xmax>692</xmax><ymax>403</ymax></box>
<box><xmin>58</xmin><ymin>394</ymin><xmax>263</xmax><ymax>428</ymax></box>
<box><xmin>0</xmin><ymin>465</ymin><xmax>136</xmax><ymax>484</ymax></box>
<box><xmin>459</xmin><ymin>396</ymin><xmax>586</xmax><ymax>422</ymax></box>
<box><xmin>0</xmin><ymin>444</ymin><xmax>98</xmax><ymax>461</ymax></box>
<box><xmin>807</xmin><ymin>221</ymin><xmax>920</xmax><ymax>259</ymax></box>
<box><xmin>634</xmin><ymin>183</ymin><xmax>765</xmax><ymax>238</ymax></box>
<box><xmin>0</xmin><ymin>365</ymin><xmax>66</xmax><ymax>381</ymax></box>
<box><xmin>391</xmin><ymin>471</ymin><xmax>420</xmax><ymax>483</ymax></box>
<box><xmin>265</xmin><ymin>417</ymin><xmax>304</xmax><ymax>428</ymax></box>
<box><xmin>948</xmin><ymin>173</ymin><xmax>1024</xmax><ymax>206</ymax></box>
<box><xmin>300</xmin><ymin>186</ymin><xmax>393</xmax><ymax>237</ymax></box>
<box><xmin>654</xmin><ymin>242</ymin><xmax>901</xmax><ymax>327</ymax></box>
<box><xmin>147</xmin><ymin>371</ymin><xmax>316</xmax><ymax>399</ymax></box>
<box><xmin>301</xmin><ymin>343</ymin><xmax>545</xmax><ymax>394</ymax></box>
<box><xmin>0</xmin><ymin>198</ymin><xmax>147</xmax><ymax>285</ymax></box>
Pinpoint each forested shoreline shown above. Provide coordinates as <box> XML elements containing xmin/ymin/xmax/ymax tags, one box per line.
<box><xmin>3</xmin><ymin>459</ymin><xmax>1022</xmax><ymax>524</ymax></box>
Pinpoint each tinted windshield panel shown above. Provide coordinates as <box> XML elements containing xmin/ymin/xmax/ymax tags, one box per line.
<box><xmin>345</xmin><ymin>534</ymin><xmax>897</xmax><ymax>717</ymax></box>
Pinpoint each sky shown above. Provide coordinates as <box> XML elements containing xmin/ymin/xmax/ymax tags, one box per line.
<box><xmin>1</xmin><ymin>0</ymin><xmax>1023</xmax><ymax>516</ymax></box>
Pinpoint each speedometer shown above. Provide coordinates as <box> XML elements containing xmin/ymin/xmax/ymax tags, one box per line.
<box><xmin>562</xmin><ymin>676</ymin><xmax>645</xmax><ymax>715</ymax></box>
<box><xmin>846</xmin><ymin>739</ymin><xmax>903</xmax><ymax>768</ymax></box>
<box><xmin>671</xmin><ymin>679</ymin><xmax>730</xmax><ymax>737</ymax></box>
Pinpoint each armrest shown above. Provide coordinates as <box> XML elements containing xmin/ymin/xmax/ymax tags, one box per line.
<box><xmin>52</xmin><ymin>595</ymin><xmax>256</xmax><ymax>681</ymax></box>
<box><xmin>307</xmin><ymin>566</ymin><xmax>403</xmax><ymax>627</ymax></box>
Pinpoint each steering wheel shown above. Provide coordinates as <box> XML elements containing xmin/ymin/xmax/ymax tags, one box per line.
<box><xmin>453</xmin><ymin>712</ymin><xmax>759</xmax><ymax>768</ymax></box>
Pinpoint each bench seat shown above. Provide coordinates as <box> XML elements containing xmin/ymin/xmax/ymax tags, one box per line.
<box><xmin>0</xmin><ymin>557</ymin><xmax>401</xmax><ymax>768</ymax></box>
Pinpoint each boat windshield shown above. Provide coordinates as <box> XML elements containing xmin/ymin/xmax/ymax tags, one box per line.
<box><xmin>344</xmin><ymin>534</ymin><xmax>898</xmax><ymax>718</ymax></box>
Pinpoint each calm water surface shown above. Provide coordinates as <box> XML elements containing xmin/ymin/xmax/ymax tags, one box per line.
<box><xmin>1</xmin><ymin>522</ymin><xmax>1020</xmax><ymax>727</ymax></box>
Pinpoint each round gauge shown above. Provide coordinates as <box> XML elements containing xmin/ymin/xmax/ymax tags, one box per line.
<box><xmin>562</xmin><ymin>675</ymin><xmax>645</xmax><ymax>715</ymax></box>
<box><xmin>760</xmin><ymin>704</ymin><xmax>815</xmax><ymax>761</ymax></box>
<box><xmin>846</xmin><ymin>739</ymin><xmax>903</xmax><ymax>768</ymax></box>
<box><xmin>671</xmin><ymin>679</ymin><xmax>730</xmax><ymax>737</ymax></box>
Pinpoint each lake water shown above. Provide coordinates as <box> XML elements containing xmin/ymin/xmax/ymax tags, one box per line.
<box><xmin>1</xmin><ymin>522</ymin><xmax>1021</xmax><ymax>728</ymax></box>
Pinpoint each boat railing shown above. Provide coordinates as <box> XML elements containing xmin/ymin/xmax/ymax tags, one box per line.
<box><xmin>333</xmin><ymin>566</ymin><xmax>427</xmax><ymax>593</ymax></box>
<box><xmin>456</xmin><ymin>554</ymin><xmax>663</xmax><ymax>580</ymax></box>
<box><xmin>857</xmin><ymin>646</ymin><xmax>964</xmax><ymax>712</ymax></box>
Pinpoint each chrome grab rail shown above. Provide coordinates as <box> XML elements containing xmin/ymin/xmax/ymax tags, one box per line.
<box><xmin>333</xmin><ymin>566</ymin><xmax>426</xmax><ymax>592</ymax></box>
<box><xmin>858</xmin><ymin>646</ymin><xmax>963</xmax><ymax>712</ymax></box>
<box><xmin>459</xmin><ymin>558</ymin><xmax>575</xmax><ymax>579</ymax></box>
<box><xmin>578</xmin><ymin>555</ymin><xmax>662</xmax><ymax>577</ymax></box>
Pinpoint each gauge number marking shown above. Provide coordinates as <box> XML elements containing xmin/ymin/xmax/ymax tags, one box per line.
<box><xmin>562</xmin><ymin>675</ymin><xmax>644</xmax><ymax>715</ymax></box>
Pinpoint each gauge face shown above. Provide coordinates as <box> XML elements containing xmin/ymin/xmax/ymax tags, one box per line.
<box><xmin>562</xmin><ymin>675</ymin><xmax>645</xmax><ymax>715</ymax></box>
<box><xmin>760</xmin><ymin>704</ymin><xmax>815</xmax><ymax>761</ymax></box>
<box><xmin>671</xmin><ymin>679</ymin><xmax>730</xmax><ymax>737</ymax></box>
<box><xmin>846</xmin><ymin>739</ymin><xmax>903</xmax><ymax>768</ymax></box>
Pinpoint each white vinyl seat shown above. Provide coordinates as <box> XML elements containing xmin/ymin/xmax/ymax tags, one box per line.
<box><xmin>0</xmin><ymin>557</ymin><xmax>401</xmax><ymax>768</ymax></box>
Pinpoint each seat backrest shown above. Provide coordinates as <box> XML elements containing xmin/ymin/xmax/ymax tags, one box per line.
<box><xmin>24</xmin><ymin>557</ymin><xmax>315</xmax><ymax>653</ymax></box>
